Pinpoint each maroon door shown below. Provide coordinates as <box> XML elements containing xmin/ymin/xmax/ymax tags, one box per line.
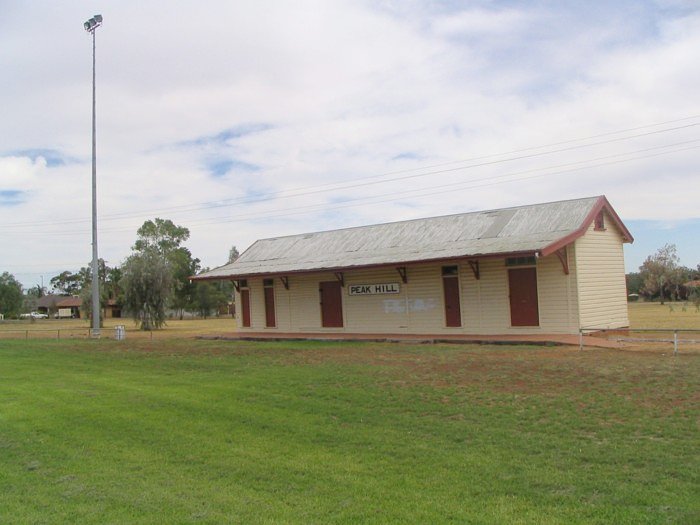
<box><xmin>508</xmin><ymin>268</ymin><xmax>539</xmax><ymax>326</ymax></box>
<box><xmin>240</xmin><ymin>289</ymin><xmax>251</xmax><ymax>328</ymax></box>
<box><xmin>443</xmin><ymin>276</ymin><xmax>462</xmax><ymax>327</ymax></box>
<box><xmin>264</xmin><ymin>286</ymin><xmax>276</xmax><ymax>328</ymax></box>
<box><xmin>320</xmin><ymin>281</ymin><xmax>343</xmax><ymax>327</ymax></box>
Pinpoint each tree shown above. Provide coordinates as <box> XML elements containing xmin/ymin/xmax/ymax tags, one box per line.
<box><xmin>50</xmin><ymin>270</ymin><xmax>84</xmax><ymax>295</ymax></box>
<box><xmin>170</xmin><ymin>247</ymin><xmax>201</xmax><ymax>319</ymax></box>
<box><xmin>120</xmin><ymin>249</ymin><xmax>172</xmax><ymax>330</ymax></box>
<box><xmin>132</xmin><ymin>218</ymin><xmax>199</xmax><ymax>318</ymax></box>
<box><xmin>25</xmin><ymin>284</ymin><xmax>46</xmax><ymax>298</ymax></box>
<box><xmin>0</xmin><ymin>272</ymin><xmax>24</xmax><ymax>318</ymax></box>
<box><xmin>192</xmin><ymin>281</ymin><xmax>228</xmax><ymax>318</ymax></box>
<box><xmin>133</xmin><ymin>218</ymin><xmax>190</xmax><ymax>255</ymax></box>
<box><xmin>105</xmin><ymin>266</ymin><xmax>124</xmax><ymax>303</ymax></box>
<box><xmin>625</xmin><ymin>272</ymin><xmax>643</xmax><ymax>296</ymax></box>
<box><xmin>639</xmin><ymin>244</ymin><xmax>681</xmax><ymax>304</ymax></box>
<box><xmin>228</xmin><ymin>246</ymin><xmax>240</xmax><ymax>264</ymax></box>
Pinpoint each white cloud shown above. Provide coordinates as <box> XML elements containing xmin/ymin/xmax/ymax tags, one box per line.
<box><xmin>1</xmin><ymin>0</ymin><xmax>699</xmax><ymax>287</ymax></box>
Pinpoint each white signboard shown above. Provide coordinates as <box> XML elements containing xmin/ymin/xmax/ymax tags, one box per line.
<box><xmin>348</xmin><ymin>283</ymin><xmax>400</xmax><ymax>296</ymax></box>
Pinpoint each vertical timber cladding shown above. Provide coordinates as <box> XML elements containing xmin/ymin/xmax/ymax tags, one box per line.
<box><xmin>263</xmin><ymin>278</ymin><xmax>276</xmax><ymax>328</ymax></box>
<box><xmin>319</xmin><ymin>281</ymin><xmax>343</xmax><ymax>327</ymax></box>
<box><xmin>442</xmin><ymin>265</ymin><xmax>462</xmax><ymax>327</ymax></box>
<box><xmin>508</xmin><ymin>267</ymin><xmax>540</xmax><ymax>326</ymax></box>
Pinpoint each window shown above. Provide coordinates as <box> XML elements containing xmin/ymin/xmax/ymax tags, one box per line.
<box><xmin>505</xmin><ymin>256</ymin><xmax>536</xmax><ymax>267</ymax></box>
<box><xmin>442</xmin><ymin>265</ymin><xmax>459</xmax><ymax>276</ymax></box>
<box><xmin>239</xmin><ymin>279</ymin><xmax>248</xmax><ymax>288</ymax></box>
<box><xmin>594</xmin><ymin>211</ymin><xmax>605</xmax><ymax>231</ymax></box>
<box><xmin>263</xmin><ymin>278</ymin><xmax>274</xmax><ymax>287</ymax></box>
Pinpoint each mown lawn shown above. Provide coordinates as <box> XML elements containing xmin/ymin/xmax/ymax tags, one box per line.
<box><xmin>0</xmin><ymin>339</ymin><xmax>697</xmax><ymax>524</ymax></box>
<box><xmin>628</xmin><ymin>301</ymin><xmax>700</xmax><ymax>330</ymax></box>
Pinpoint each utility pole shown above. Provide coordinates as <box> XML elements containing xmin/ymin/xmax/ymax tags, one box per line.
<box><xmin>84</xmin><ymin>14</ymin><xmax>103</xmax><ymax>337</ymax></box>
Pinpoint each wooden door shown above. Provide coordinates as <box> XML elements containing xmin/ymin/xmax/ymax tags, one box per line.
<box><xmin>240</xmin><ymin>288</ymin><xmax>251</xmax><ymax>328</ymax></box>
<box><xmin>264</xmin><ymin>285</ymin><xmax>276</xmax><ymax>328</ymax></box>
<box><xmin>443</xmin><ymin>276</ymin><xmax>462</xmax><ymax>327</ymax></box>
<box><xmin>508</xmin><ymin>268</ymin><xmax>539</xmax><ymax>326</ymax></box>
<box><xmin>319</xmin><ymin>281</ymin><xmax>343</xmax><ymax>328</ymax></box>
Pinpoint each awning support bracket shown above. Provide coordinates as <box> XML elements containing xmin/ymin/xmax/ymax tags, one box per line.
<box><xmin>468</xmin><ymin>260</ymin><xmax>480</xmax><ymax>280</ymax></box>
<box><xmin>396</xmin><ymin>266</ymin><xmax>407</xmax><ymax>284</ymax></box>
<box><xmin>334</xmin><ymin>272</ymin><xmax>345</xmax><ymax>287</ymax></box>
<box><xmin>280</xmin><ymin>276</ymin><xmax>290</xmax><ymax>290</ymax></box>
<box><xmin>232</xmin><ymin>280</ymin><xmax>240</xmax><ymax>292</ymax></box>
<box><xmin>555</xmin><ymin>247</ymin><xmax>569</xmax><ymax>275</ymax></box>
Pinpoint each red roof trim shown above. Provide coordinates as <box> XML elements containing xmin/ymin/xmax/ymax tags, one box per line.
<box><xmin>540</xmin><ymin>196</ymin><xmax>633</xmax><ymax>257</ymax></box>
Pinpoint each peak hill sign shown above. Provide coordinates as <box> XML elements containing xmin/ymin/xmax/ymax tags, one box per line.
<box><xmin>348</xmin><ymin>283</ymin><xmax>400</xmax><ymax>296</ymax></box>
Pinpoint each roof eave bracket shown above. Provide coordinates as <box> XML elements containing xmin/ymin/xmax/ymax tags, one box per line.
<box><xmin>334</xmin><ymin>272</ymin><xmax>345</xmax><ymax>287</ymax></box>
<box><xmin>468</xmin><ymin>260</ymin><xmax>480</xmax><ymax>280</ymax></box>
<box><xmin>555</xmin><ymin>247</ymin><xmax>570</xmax><ymax>275</ymax></box>
<box><xmin>396</xmin><ymin>266</ymin><xmax>407</xmax><ymax>284</ymax></box>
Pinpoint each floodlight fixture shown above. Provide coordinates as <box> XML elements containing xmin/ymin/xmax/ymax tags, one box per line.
<box><xmin>84</xmin><ymin>14</ymin><xmax>103</xmax><ymax>33</ymax></box>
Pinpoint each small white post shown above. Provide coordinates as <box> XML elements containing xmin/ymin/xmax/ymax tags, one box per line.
<box><xmin>673</xmin><ymin>330</ymin><xmax>678</xmax><ymax>356</ymax></box>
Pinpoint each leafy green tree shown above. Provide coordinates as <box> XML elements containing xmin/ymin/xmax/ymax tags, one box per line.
<box><xmin>25</xmin><ymin>284</ymin><xmax>46</xmax><ymax>298</ymax></box>
<box><xmin>192</xmin><ymin>281</ymin><xmax>228</xmax><ymax>318</ymax></box>
<box><xmin>625</xmin><ymin>272</ymin><xmax>643</xmax><ymax>296</ymax></box>
<box><xmin>228</xmin><ymin>246</ymin><xmax>240</xmax><ymax>264</ymax></box>
<box><xmin>170</xmin><ymin>248</ymin><xmax>201</xmax><ymax>319</ymax></box>
<box><xmin>106</xmin><ymin>266</ymin><xmax>124</xmax><ymax>303</ymax></box>
<box><xmin>0</xmin><ymin>272</ymin><xmax>24</xmax><ymax>318</ymax></box>
<box><xmin>132</xmin><ymin>218</ymin><xmax>199</xmax><ymax>318</ymax></box>
<box><xmin>50</xmin><ymin>270</ymin><xmax>83</xmax><ymax>295</ymax></box>
<box><xmin>639</xmin><ymin>244</ymin><xmax>681</xmax><ymax>304</ymax></box>
<box><xmin>133</xmin><ymin>218</ymin><xmax>190</xmax><ymax>255</ymax></box>
<box><xmin>120</xmin><ymin>249</ymin><xmax>172</xmax><ymax>330</ymax></box>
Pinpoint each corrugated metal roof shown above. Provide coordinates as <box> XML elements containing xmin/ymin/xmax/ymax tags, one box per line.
<box><xmin>196</xmin><ymin>196</ymin><xmax>624</xmax><ymax>280</ymax></box>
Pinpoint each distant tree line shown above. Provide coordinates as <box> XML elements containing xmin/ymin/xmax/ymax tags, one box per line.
<box><xmin>0</xmin><ymin>218</ymin><xmax>238</xmax><ymax>329</ymax></box>
<box><xmin>626</xmin><ymin>244</ymin><xmax>700</xmax><ymax>305</ymax></box>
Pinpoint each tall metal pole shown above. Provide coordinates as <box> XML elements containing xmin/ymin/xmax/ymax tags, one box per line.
<box><xmin>85</xmin><ymin>15</ymin><xmax>103</xmax><ymax>337</ymax></box>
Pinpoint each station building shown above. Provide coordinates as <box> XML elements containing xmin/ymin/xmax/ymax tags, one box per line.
<box><xmin>194</xmin><ymin>196</ymin><xmax>633</xmax><ymax>338</ymax></box>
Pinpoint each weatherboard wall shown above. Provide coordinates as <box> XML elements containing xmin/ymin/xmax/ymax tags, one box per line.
<box><xmin>574</xmin><ymin>210</ymin><xmax>630</xmax><ymax>330</ymax></box>
<box><xmin>234</xmin><ymin>253</ymin><xmax>584</xmax><ymax>335</ymax></box>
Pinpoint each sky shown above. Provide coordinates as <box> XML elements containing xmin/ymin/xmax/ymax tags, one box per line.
<box><xmin>1</xmin><ymin>0</ymin><xmax>699</xmax><ymax>290</ymax></box>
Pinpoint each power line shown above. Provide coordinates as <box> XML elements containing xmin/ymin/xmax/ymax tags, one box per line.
<box><xmin>5</xmin><ymin>140</ymin><xmax>697</xmax><ymax>236</ymax></box>
<box><xmin>4</xmin><ymin>116</ymin><xmax>699</xmax><ymax>228</ymax></box>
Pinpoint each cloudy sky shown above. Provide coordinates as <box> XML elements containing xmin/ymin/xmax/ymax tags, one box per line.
<box><xmin>1</xmin><ymin>0</ymin><xmax>699</xmax><ymax>289</ymax></box>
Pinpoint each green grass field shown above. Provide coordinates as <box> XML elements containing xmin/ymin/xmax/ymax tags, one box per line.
<box><xmin>628</xmin><ymin>301</ymin><xmax>700</xmax><ymax>330</ymax></box>
<box><xmin>0</xmin><ymin>338</ymin><xmax>697</xmax><ymax>523</ymax></box>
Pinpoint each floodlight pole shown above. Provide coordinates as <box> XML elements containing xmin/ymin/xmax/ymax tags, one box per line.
<box><xmin>85</xmin><ymin>15</ymin><xmax>103</xmax><ymax>338</ymax></box>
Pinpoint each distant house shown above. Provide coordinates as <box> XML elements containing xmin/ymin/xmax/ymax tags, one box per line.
<box><xmin>56</xmin><ymin>297</ymin><xmax>83</xmax><ymax>319</ymax></box>
<box><xmin>35</xmin><ymin>294</ymin><xmax>65</xmax><ymax>316</ymax></box>
<box><xmin>194</xmin><ymin>196</ymin><xmax>633</xmax><ymax>337</ymax></box>
<box><xmin>54</xmin><ymin>297</ymin><xmax>122</xmax><ymax>319</ymax></box>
